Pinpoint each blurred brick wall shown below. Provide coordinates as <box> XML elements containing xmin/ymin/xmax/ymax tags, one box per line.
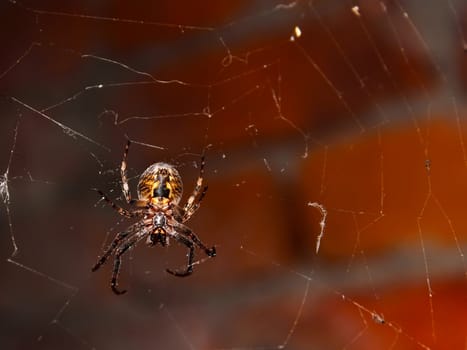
<box><xmin>0</xmin><ymin>1</ymin><xmax>466</xmax><ymax>350</ymax></box>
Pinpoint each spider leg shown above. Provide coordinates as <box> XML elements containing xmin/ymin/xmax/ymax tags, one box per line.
<box><xmin>111</xmin><ymin>236</ymin><xmax>142</xmax><ymax>295</ymax></box>
<box><xmin>182</xmin><ymin>185</ymin><xmax>208</xmax><ymax>222</ymax></box>
<box><xmin>93</xmin><ymin>188</ymin><xmax>139</xmax><ymax>218</ymax></box>
<box><xmin>119</xmin><ymin>141</ymin><xmax>150</xmax><ymax>208</ymax></box>
<box><xmin>120</xmin><ymin>139</ymin><xmax>132</xmax><ymax>203</ymax></box>
<box><xmin>166</xmin><ymin>234</ymin><xmax>194</xmax><ymax>277</ymax></box>
<box><xmin>182</xmin><ymin>156</ymin><xmax>207</xmax><ymax>221</ymax></box>
<box><xmin>91</xmin><ymin>222</ymin><xmax>142</xmax><ymax>272</ymax></box>
<box><xmin>174</xmin><ymin>222</ymin><xmax>216</xmax><ymax>258</ymax></box>
<box><xmin>92</xmin><ymin>231</ymin><xmax>130</xmax><ymax>272</ymax></box>
<box><xmin>172</xmin><ymin>221</ymin><xmax>216</xmax><ymax>258</ymax></box>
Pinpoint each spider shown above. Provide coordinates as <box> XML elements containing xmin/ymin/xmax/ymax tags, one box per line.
<box><xmin>92</xmin><ymin>140</ymin><xmax>216</xmax><ymax>295</ymax></box>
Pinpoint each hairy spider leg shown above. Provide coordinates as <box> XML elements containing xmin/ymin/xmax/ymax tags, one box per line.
<box><xmin>120</xmin><ymin>139</ymin><xmax>132</xmax><ymax>203</ymax></box>
<box><xmin>166</xmin><ymin>234</ymin><xmax>195</xmax><ymax>277</ymax></box>
<box><xmin>182</xmin><ymin>156</ymin><xmax>208</xmax><ymax>222</ymax></box>
<box><xmin>183</xmin><ymin>185</ymin><xmax>208</xmax><ymax>222</ymax></box>
<box><xmin>92</xmin><ymin>232</ymin><xmax>130</xmax><ymax>272</ymax></box>
<box><xmin>93</xmin><ymin>189</ymin><xmax>138</xmax><ymax>218</ymax></box>
<box><xmin>111</xmin><ymin>234</ymin><xmax>145</xmax><ymax>295</ymax></box>
<box><xmin>165</xmin><ymin>221</ymin><xmax>216</xmax><ymax>277</ymax></box>
<box><xmin>172</xmin><ymin>221</ymin><xmax>216</xmax><ymax>257</ymax></box>
<box><xmin>91</xmin><ymin>222</ymin><xmax>143</xmax><ymax>272</ymax></box>
<box><xmin>120</xmin><ymin>141</ymin><xmax>150</xmax><ymax>207</ymax></box>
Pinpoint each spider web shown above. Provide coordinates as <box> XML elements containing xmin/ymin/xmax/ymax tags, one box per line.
<box><xmin>1</xmin><ymin>0</ymin><xmax>466</xmax><ymax>349</ymax></box>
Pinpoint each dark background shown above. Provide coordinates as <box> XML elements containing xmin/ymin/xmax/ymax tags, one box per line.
<box><xmin>0</xmin><ymin>0</ymin><xmax>466</xmax><ymax>349</ymax></box>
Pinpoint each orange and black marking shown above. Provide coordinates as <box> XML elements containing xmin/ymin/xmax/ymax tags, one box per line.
<box><xmin>137</xmin><ymin>163</ymin><xmax>183</xmax><ymax>205</ymax></box>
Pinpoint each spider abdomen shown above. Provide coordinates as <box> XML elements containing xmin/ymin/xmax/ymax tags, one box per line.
<box><xmin>137</xmin><ymin>162</ymin><xmax>183</xmax><ymax>205</ymax></box>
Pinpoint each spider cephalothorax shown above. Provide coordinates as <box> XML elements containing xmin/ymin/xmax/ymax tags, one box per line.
<box><xmin>92</xmin><ymin>141</ymin><xmax>216</xmax><ymax>295</ymax></box>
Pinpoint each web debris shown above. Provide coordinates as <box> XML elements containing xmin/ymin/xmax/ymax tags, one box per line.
<box><xmin>307</xmin><ymin>201</ymin><xmax>327</xmax><ymax>254</ymax></box>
